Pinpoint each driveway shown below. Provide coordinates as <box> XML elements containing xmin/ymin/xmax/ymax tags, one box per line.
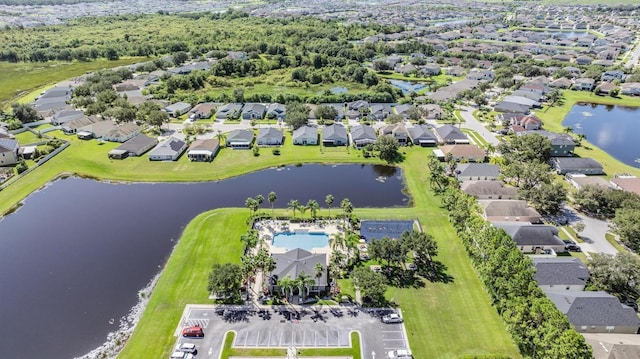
<box><xmin>556</xmin><ymin>205</ymin><xmax>618</xmax><ymax>256</ymax></box>
<box><xmin>458</xmin><ymin>106</ymin><xmax>500</xmax><ymax>146</ymax></box>
<box><xmin>174</xmin><ymin>305</ymin><xmax>410</xmax><ymax>359</ymax></box>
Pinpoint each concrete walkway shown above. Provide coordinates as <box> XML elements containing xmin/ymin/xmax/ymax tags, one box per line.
<box><xmin>458</xmin><ymin>106</ymin><xmax>500</xmax><ymax>146</ymax></box>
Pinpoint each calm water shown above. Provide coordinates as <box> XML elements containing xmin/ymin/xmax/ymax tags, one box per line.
<box><xmin>0</xmin><ymin>164</ymin><xmax>407</xmax><ymax>359</ymax></box>
<box><xmin>562</xmin><ymin>103</ymin><xmax>640</xmax><ymax>168</ymax></box>
<box><xmin>272</xmin><ymin>232</ymin><xmax>330</xmax><ymax>251</ymax></box>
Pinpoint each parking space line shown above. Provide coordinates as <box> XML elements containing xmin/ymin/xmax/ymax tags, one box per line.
<box><xmin>243</xmin><ymin>330</ymin><xmax>249</xmax><ymax>346</ymax></box>
<box><xmin>255</xmin><ymin>331</ymin><xmax>260</xmax><ymax>346</ymax></box>
<box><xmin>326</xmin><ymin>329</ymin><xmax>329</xmax><ymax>346</ymax></box>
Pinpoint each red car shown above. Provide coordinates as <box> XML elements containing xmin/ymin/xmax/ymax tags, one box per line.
<box><xmin>182</xmin><ymin>325</ymin><xmax>204</xmax><ymax>338</ymax></box>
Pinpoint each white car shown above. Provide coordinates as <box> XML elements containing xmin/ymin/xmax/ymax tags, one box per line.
<box><xmin>382</xmin><ymin>313</ymin><xmax>403</xmax><ymax>323</ymax></box>
<box><xmin>170</xmin><ymin>351</ymin><xmax>194</xmax><ymax>359</ymax></box>
<box><xmin>388</xmin><ymin>349</ymin><xmax>412</xmax><ymax>359</ymax></box>
<box><xmin>176</xmin><ymin>342</ymin><xmax>197</xmax><ymax>354</ymax></box>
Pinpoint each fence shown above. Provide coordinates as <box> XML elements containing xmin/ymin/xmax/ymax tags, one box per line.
<box><xmin>0</xmin><ymin>141</ymin><xmax>70</xmax><ymax>191</ymax></box>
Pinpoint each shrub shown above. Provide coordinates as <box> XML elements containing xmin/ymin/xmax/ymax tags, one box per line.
<box><xmin>272</xmin><ymin>148</ymin><xmax>280</xmax><ymax>155</ymax></box>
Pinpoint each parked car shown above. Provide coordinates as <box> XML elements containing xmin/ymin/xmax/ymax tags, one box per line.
<box><xmin>388</xmin><ymin>349</ymin><xmax>412</xmax><ymax>359</ymax></box>
<box><xmin>565</xmin><ymin>244</ymin><xmax>582</xmax><ymax>252</ymax></box>
<box><xmin>562</xmin><ymin>239</ymin><xmax>575</xmax><ymax>245</ymax></box>
<box><xmin>382</xmin><ymin>313</ymin><xmax>403</xmax><ymax>324</ymax></box>
<box><xmin>182</xmin><ymin>325</ymin><xmax>204</xmax><ymax>338</ymax></box>
<box><xmin>170</xmin><ymin>351</ymin><xmax>194</xmax><ymax>359</ymax></box>
<box><xmin>176</xmin><ymin>343</ymin><xmax>197</xmax><ymax>354</ymax></box>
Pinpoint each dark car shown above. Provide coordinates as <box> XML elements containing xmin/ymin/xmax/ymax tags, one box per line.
<box><xmin>565</xmin><ymin>244</ymin><xmax>581</xmax><ymax>252</ymax></box>
<box><xmin>562</xmin><ymin>239</ymin><xmax>575</xmax><ymax>245</ymax></box>
<box><xmin>182</xmin><ymin>325</ymin><xmax>204</xmax><ymax>338</ymax></box>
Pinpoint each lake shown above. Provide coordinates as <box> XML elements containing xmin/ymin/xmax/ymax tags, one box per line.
<box><xmin>0</xmin><ymin>164</ymin><xmax>408</xmax><ymax>359</ymax></box>
<box><xmin>562</xmin><ymin>103</ymin><xmax>640</xmax><ymax>168</ymax></box>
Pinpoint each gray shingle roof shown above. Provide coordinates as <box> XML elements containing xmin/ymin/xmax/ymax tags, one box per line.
<box><xmin>271</xmin><ymin>249</ymin><xmax>327</xmax><ymax>287</ymax></box>
<box><xmin>456</xmin><ymin>163</ymin><xmax>500</xmax><ymax>178</ymax></box>
<box><xmin>435</xmin><ymin>124</ymin><xmax>467</xmax><ymax>141</ymax></box>
<box><xmin>546</xmin><ymin>291</ymin><xmax>640</xmax><ymax>327</ymax></box>
<box><xmin>322</xmin><ymin>124</ymin><xmax>348</xmax><ymax>141</ymax></box>
<box><xmin>495</xmin><ymin>224</ymin><xmax>564</xmax><ymax>246</ymax></box>
<box><xmin>293</xmin><ymin>125</ymin><xmax>317</xmax><ymax>139</ymax></box>
<box><xmin>407</xmin><ymin>125</ymin><xmax>437</xmax><ymax>142</ymax></box>
<box><xmin>533</xmin><ymin>258</ymin><xmax>590</xmax><ymax>286</ymax></box>
<box><xmin>350</xmin><ymin>124</ymin><xmax>377</xmax><ymax>141</ymax></box>
<box><xmin>226</xmin><ymin>129</ymin><xmax>254</xmax><ymax>142</ymax></box>
<box><xmin>257</xmin><ymin>127</ymin><xmax>283</xmax><ymax>140</ymax></box>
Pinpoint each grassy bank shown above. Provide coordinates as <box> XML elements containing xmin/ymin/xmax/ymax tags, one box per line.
<box><xmin>0</xmin><ymin>58</ymin><xmax>147</xmax><ymax>108</ymax></box>
<box><xmin>536</xmin><ymin>91</ymin><xmax>640</xmax><ymax>178</ymax></box>
<box><xmin>118</xmin><ymin>149</ymin><xmax>520</xmax><ymax>359</ymax></box>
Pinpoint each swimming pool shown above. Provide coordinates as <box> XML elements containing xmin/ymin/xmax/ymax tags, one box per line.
<box><xmin>272</xmin><ymin>232</ymin><xmax>329</xmax><ymax>251</ymax></box>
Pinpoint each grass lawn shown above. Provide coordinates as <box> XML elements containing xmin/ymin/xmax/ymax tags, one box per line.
<box><xmin>535</xmin><ymin>91</ymin><xmax>640</xmax><ymax>179</ymax></box>
<box><xmin>605</xmin><ymin>232</ymin><xmax>627</xmax><ymax>253</ymax></box>
<box><xmin>116</xmin><ymin>148</ymin><xmax>520</xmax><ymax>359</ymax></box>
<box><xmin>13</xmin><ymin>130</ymin><xmax>42</xmax><ymax>145</ymax></box>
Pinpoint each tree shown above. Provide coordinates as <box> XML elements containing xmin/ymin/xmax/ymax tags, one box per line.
<box><xmin>330</xmin><ymin>232</ymin><xmax>346</xmax><ymax>252</ymax></box>
<box><xmin>376</xmin><ymin>135</ymin><xmax>400</xmax><ymax>163</ymax></box>
<box><xmin>405</xmin><ymin>106</ymin><xmax>423</xmax><ymax>121</ymax></box>
<box><xmin>268</xmin><ymin>191</ymin><xmax>277</xmax><ymax>218</ymax></box>
<box><xmin>284</xmin><ymin>102</ymin><xmax>310</xmax><ymax>129</ymax></box>
<box><xmin>587</xmin><ymin>252</ymin><xmax>640</xmax><ymax>301</ymax></box>
<box><xmin>232</xmin><ymin>87</ymin><xmax>245</xmax><ymax>103</ymax></box>
<box><xmin>307</xmin><ymin>199</ymin><xmax>319</xmax><ymax>219</ymax></box>
<box><xmin>216</xmin><ymin>130</ymin><xmax>227</xmax><ymax>147</ymax></box>
<box><xmin>277</xmin><ymin>275</ymin><xmax>295</xmax><ymax>300</ymax></box>
<box><xmin>147</xmin><ymin>110</ymin><xmax>169</xmax><ymax>128</ymax></box>
<box><xmin>207</xmin><ymin>263</ymin><xmax>243</xmax><ymax>301</ymax></box>
<box><xmin>325</xmin><ymin>194</ymin><xmax>334</xmax><ymax>218</ymax></box>
<box><xmin>497</xmin><ymin>133</ymin><xmax>552</xmax><ymax>164</ymax></box>
<box><xmin>314</xmin><ymin>263</ymin><xmax>325</xmax><ymax>282</ymax></box>
<box><xmin>255</xmin><ymin>194</ymin><xmax>265</xmax><ymax>214</ymax></box>
<box><xmin>612</xmin><ymin>207</ymin><xmax>640</xmax><ymax>251</ymax></box>
<box><xmin>287</xmin><ymin>199</ymin><xmax>300</xmax><ymax>218</ymax></box>
<box><xmin>386</xmin><ymin>114</ymin><xmax>403</xmax><ymax>124</ymax></box>
<box><xmin>573</xmin><ymin>222</ymin><xmax>585</xmax><ymax>238</ymax></box>
<box><xmin>521</xmin><ymin>181</ymin><xmax>567</xmax><ymax>215</ymax></box>
<box><xmin>11</xmin><ymin>103</ymin><xmax>40</xmax><ymax>124</ymax></box>
<box><xmin>314</xmin><ymin>105</ymin><xmax>338</xmax><ymax>121</ymax></box>
<box><xmin>352</xmin><ymin>266</ymin><xmax>387</xmax><ymax>306</ymax></box>
<box><xmin>400</xmin><ymin>230</ymin><xmax>438</xmax><ymax>269</ymax></box>
<box><xmin>172</xmin><ymin>51</ymin><xmax>189</xmax><ymax>66</ymax></box>
<box><xmin>296</xmin><ymin>272</ymin><xmax>316</xmax><ymax>299</ymax></box>
<box><xmin>245</xmin><ymin>197</ymin><xmax>259</xmax><ymax>217</ymax></box>
<box><xmin>254</xmin><ymin>247</ymin><xmax>276</xmax><ymax>281</ymax></box>
<box><xmin>340</xmin><ymin>198</ymin><xmax>353</xmax><ymax>230</ymax></box>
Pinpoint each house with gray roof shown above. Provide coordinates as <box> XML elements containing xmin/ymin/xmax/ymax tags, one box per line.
<box><xmin>164</xmin><ymin>102</ymin><xmax>192</xmax><ymax>117</ymax></box>
<box><xmin>552</xmin><ymin>157</ymin><xmax>604</xmax><ymax>175</ymax></box>
<box><xmin>148</xmin><ymin>136</ymin><xmax>187</xmax><ymax>161</ymax></box>
<box><xmin>61</xmin><ymin>116</ymin><xmax>101</xmax><ymax>134</ymax></box>
<box><xmin>350</xmin><ymin>124</ymin><xmax>377</xmax><ymax>149</ymax></box>
<box><xmin>269</xmin><ymin>249</ymin><xmax>328</xmax><ymax>298</ymax></box>
<box><xmin>266</xmin><ymin>103</ymin><xmax>286</xmax><ymax>121</ymax></box>
<box><xmin>480</xmin><ymin>200</ymin><xmax>542</xmax><ymax>224</ymax></box>
<box><xmin>188</xmin><ymin>103</ymin><xmax>216</xmax><ymax>120</ymax></box>
<box><xmin>225</xmin><ymin>129</ymin><xmax>254</xmax><ymax>149</ymax></box>
<box><xmin>546</xmin><ymin>291</ymin><xmax>640</xmax><ymax>334</ymax></box>
<box><xmin>519</xmin><ymin>130</ymin><xmax>575</xmax><ymax>156</ymax></box>
<box><xmin>241</xmin><ymin>103</ymin><xmax>266</xmax><ymax>120</ymax></box>
<box><xmin>51</xmin><ymin>109</ymin><xmax>85</xmax><ymax>125</ymax></box>
<box><xmin>494</xmin><ymin>101</ymin><xmax>531</xmax><ymax>114</ymax></box>
<box><xmin>407</xmin><ymin>125</ymin><xmax>437</xmax><ymax>146</ymax></box>
<box><xmin>215</xmin><ymin>103</ymin><xmax>243</xmax><ymax>120</ymax></box>
<box><xmin>292</xmin><ymin>125</ymin><xmax>318</xmax><ymax>146</ymax></box>
<box><xmin>319</xmin><ymin>104</ymin><xmax>344</xmax><ymax>120</ymax></box>
<box><xmin>493</xmin><ymin>223</ymin><xmax>565</xmax><ymax>253</ymax></box>
<box><xmin>322</xmin><ymin>124</ymin><xmax>348</xmax><ymax>146</ymax></box>
<box><xmin>435</xmin><ymin>124</ymin><xmax>469</xmax><ymax>144</ymax></box>
<box><xmin>455</xmin><ymin>163</ymin><xmax>500</xmax><ymax>181</ymax></box>
<box><xmin>257</xmin><ymin>127</ymin><xmax>284</xmax><ymax>146</ymax></box>
<box><xmin>502</xmin><ymin>95</ymin><xmax>541</xmax><ymax>108</ymax></box>
<box><xmin>187</xmin><ymin>138</ymin><xmax>220</xmax><ymax>162</ymax></box>
<box><xmin>79</xmin><ymin>120</ymin><xmax>140</xmax><ymax>143</ymax></box>
<box><xmin>461</xmin><ymin>181</ymin><xmax>518</xmax><ymax>200</ymax></box>
<box><xmin>370</xmin><ymin>103</ymin><xmax>392</xmax><ymax>121</ymax></box>
<box><xmin>0</xmin><ymin>138</ymin><xmax>19</xmax><ymax>166</ymax></box>
<box><xmin>108</xmin><ymin>134</ymin><xmax>158</xmax><ymax>159</ymax></box>
<box><xmin>533</xmin><ymin>258</ymin><xmax>590</xmax><ymax>292</ymax></box>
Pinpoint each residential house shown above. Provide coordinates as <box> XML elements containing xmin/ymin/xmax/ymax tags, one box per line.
<box><xmin>511</xmin><ymin>90</ymin><xmax>543</xmax><ymax>102</ymax></box>
<box><xmin>0</xmin><ymin>138</ymin><xmax>20</xmax><ymax>166</ymax></box>
<box><xmin>225</xmin><ymin>129</ymin><xmax>254</xmax><ymax>149</ymax></box>
<box><xmin>269</xmin><ymin>249</ymin><xmax>328</xmax><ymax>297</ymax></box>
<box><xmin>601</xmin><ymin>70</ymin><xmax>626</xmax><ymax>83</ymax></box>
<box><xmin>370</xmin><ymin>104</ymin><xmax>392</xmax><ymax>121</ymax></box>
<box><xmin>552</xmin><ymin>157</ymin><xmax>604</xmax><ymax>175</ymax></box>
<box><xmin>215</xmin><ymin>103</ymin><xmax>243</xmax><ymax>120</ymax></box>
<box><xmin>320</xmin><ymin>103</ymin><xmax>344</xmax><ymax>120</ymax></box>
<box><xmin>435</xmin><ymin>125</ymin><xmax>469</xmax><ymax>144</ymax></box>
<box><xmin>435</xmin><ymin>144</ymin><xmax>486</xmax><ymax>162</ymax></box>
<box><xmin>187</xmin><ymin>138</ymin><xmax>220</xmax><ymax>162</ymax></box>
<box><xmin>266</xmin><ymin>103</ymin><xmax>287</xmax><ymax>121</ymax></box>
<box><xmin>292</xmin><ymin>126</ymin><xmax>318</xmax><ymax>146</ymax></box>
<box><xmin>445</xmin><ymin>66</ymin><xmax>465</xmax><ymax>77</ymax></box>
<box><xmin>575</xmin><ymin>55</ymin><xmax>593</xmax><ymax>65</ymax></box>
<box><xmin>467</xmin><ymin>70</ymin><xmax>494</xmax><ymax>82</ymax></box>
<box><xmin>379</xmin><ymin>123</ymin><xmax>409</xmax><ymax>145</ymax></box>
<box><xmin>256</xmin><ymin>127</ymin><xmax>284</xmax><ymax>146</ymax></box>
<box><xmin>107</xmin><ymin>134</ymin><xmax>158</xmax><ymax>159</ymax></box>
<box><xmin>574</xmin><ymin>78</ymin><xmax>596</xmax><ymax>91</ymax></box>
<box><xmin>455</xmin><ymin>163</ymin><xmax>500</xmax><ymax>181</ymax></box>
<box><xmin>546</xmin><ymin>291</ymin><xmax>640</xmax><ymax>334</ymax></box>
<box><xmin>61</xmin><ymin>116</ymin><xmax>101</xmax><ymax>134</ymax></box>
<box><xmin>422</xmin><ymin>104</ymin><xmax>444</xmax><ymax>120</ymax></box>
<box><xmin>350</xmin><ymin>124</ymin><xmax>377</xmax><ymax>149</ymax></box>
<box><xmin>241</xmin><ymin>103</ymin><xmax>266</xmax><ymax>120</ymax></box>
<box><xmin>620</xmin><ymin>82</ymin><xmax>640</xmax><ymax>96</ymax></box>
<box><xmin>79</xmin><ymin>120</ymin><xmax>140</xmax><ymax>143</ymax></box>
<box><xmin>393</xmin><ymin>104</ymin><xmax>412</xmax><ymax>119</ymax></box>
<box><xmin>502</xmin><ymin>95</ymin><xmax>541</xmax><ymax>108</ymax></box>
<box><xmin>164</xmin><ymin>102</ymin><xmax>192</xmax><ymax>117</ymax></box>
<box><xmin>597</xmin><ymin>82</ymin><xmax>618</xmax><ymax>95</ymax></box>
<box><xmin>407</xmin><ymin>125</ymin><xmax>437</xmax><ymax>146</ymax></box>
<box><xmin>148</xmin><ymin>136</ymin><xmax>187</xmax><ymax>161</ymax></box>
<box><xmin>494</xmin><ymin>101</ymin><xmax>530</xmax><ymax>114</ymax></box>
<box><xmin>422</xmin><ymin>63</ymin><xmax>441</xmax><ymax>76</ymax></box>
<box><xmin>347</xmin><ymin>100</ymin><xmax>369</xmax><ymax>112</ymax></box>
<box><xmin>188</xmin><ymin>103</ymin><xmax>216</xmax><ymax>120</ymax></box>
<box><xmin>566</xmin><ymin>173</ymin><xmax>611</xmax><ymax>190</ymax></box>
<box><xmin>509</xmin><ymin>114</ymin><xmax>543</xmax><ymax>130</ymax></box>
<box><xmin>584</xmin><ymin>333</ymin><xmax>640</xmax><ymax>359</ymax></box>
<box><xmin>549</xmin><ymin>77</ymin><xmax>573</xmax><ymax>89</ymax></box>
<box><xmin>533</xmin><ymin>258</ymin><xmax>590</xmax><ymax>292</ymax></box>
<box><xmin>51</xmin><ymin>110</ymin><xmax>85</xmax><ymax>125</ymax></box>
<box><xmin>610</xmin><ymin>175</ymin><xmax>640</xmax><ymax>196</ymax></box>
<box><xmin>519</xmin><ymin>130</ymin><xmax>575</xmax><ymax>156</ymax></box>
<box><xmin>494</xmin><ymin>223</ymin><xmax>565</xmax><ymax>252</ymax></box>
<box><xmin>322</xmin><ymin>124</ymin><xmax>348</xmax><ymax>146</ymax></box>
<box><xmin>461</xmin><ymin>181</ymin><xmax>518</xmax><ymax>200</ymax></box>
<box><xmin>480</xmin><ymin>200</ymin><xmax>542</xmax><ymax>223</ymax></box>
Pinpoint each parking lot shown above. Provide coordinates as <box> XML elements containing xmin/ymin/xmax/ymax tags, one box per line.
<box><xmin>173</xmin><ymin>304</ymin><xmax>411</xmax><ymax>359</ymax></box>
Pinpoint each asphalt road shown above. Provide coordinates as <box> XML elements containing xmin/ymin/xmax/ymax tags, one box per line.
<box><xmin>173</xmin><ymin>305</ymin><xmax>410</xmax><ymax>359</ymax></box>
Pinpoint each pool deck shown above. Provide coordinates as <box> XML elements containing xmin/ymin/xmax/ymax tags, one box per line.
<box><xmin>255</xmin><ymin>219</ymin><xmax>343</xmax><ymax>261</ymax></box>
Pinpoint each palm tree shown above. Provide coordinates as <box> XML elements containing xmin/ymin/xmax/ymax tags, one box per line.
<box><xmin>255</xmin><ymin>194</ymin><xmax>264</xmax><ymax>215</ymax></box>
<box><xmin>287</xmin><ymin>199</ymin><xmax>300</xmax><ymax>218</ymax></box>
<box><xmin>314</xmin><ymin>263</ymin><xmax>325</xmax><ymax>282</ymax></box>
<box><xmin>299</xmin><ymin>204</ymin><xmax>308</xmax><ymax>219</ymax></box>
<box><xmin>307</xmin><ymin>199</ymin><xmax>319</xmax><ymax>219</ymax></box>
<box><xmin>245</xmin><ymin>197</ymin><xmax>258</xmax><ymax>217</ymax></box>
<box><xmin>297</xmin><ymin>272</ymin><xmax>316</xmax><ymax>300</ymax></box>
<box><xmin>330</xmin><ymin>232</ymin><xmax>346</xmax><ymax>252</ymax></box>
<box><xmin>325</xmin><ymin>194</ymin><xmax>334</xmax><ymax>218</ymax></box>
<box><xmin>563</xmin><ymin>126</ymin><xmax>574</xmax><ymax>134</ymax></box>
<box><xmin>340</xmin><ymin>198</ymin><xmax>353</xmax><ymax>231</ymax></box>
<box><xmin>576</xmin><ymin>133</ymin><xmax>587</xmax><ymax>146</ymax></box>
<box><xmin>216</xmin><ymin>130</ymin><xmax>227</xmax><ymax>147</ymax></box>
<box><xmin>277</xmin><ymin>276</ymin><xmax>295</xmax><ymax>300</ymax></box>
<box><xmin>268</xmin><ymin>191</ymin><xmax>277</xmax><ymax>218</ymax></box>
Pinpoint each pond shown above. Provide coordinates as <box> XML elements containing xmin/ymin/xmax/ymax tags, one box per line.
<box><xmin>562</xmin><ymin>103</ymin><xmax>640</xmax><ymax>168</ymax></box>
<box><xmin>0</xmin><ymin>164</ymin><xmax>408</xmax><ymax>359</ymax></box>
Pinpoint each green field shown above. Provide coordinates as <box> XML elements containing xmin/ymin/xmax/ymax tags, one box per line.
<box><xmin>116</xmin><ymin>148</ymin><xmax>520</xmax><ymax>359</ymax></box>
